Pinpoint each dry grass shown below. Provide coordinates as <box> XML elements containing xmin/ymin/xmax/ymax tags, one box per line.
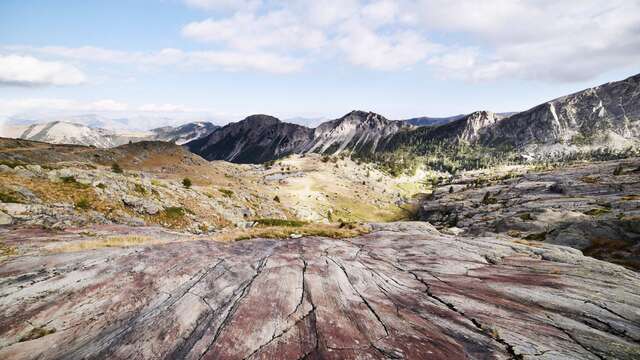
<box><xmin>580</xmin><ymin>176</ymin><xmax>600</xmax><ymax>184</ymax></box>
<box><xmin>212</xmin><ymin>223</ymin><xmax>369</xmax><ymax>242</ymax></box>
<box><xmin>51</xmin><ymin>235</ymin><xmax>163</xmax><ymax>253</ymax></box>
<box><xmin>0</xmin><ymin>241</ymin><xmax>18</xmax><ymax>257</ymax></box>
<box><xmin>621</xmin><ymin>194</ymin><xmax>640</xmax><ymax>201</ymax></box>
<box><xmin>512</xmin><ymin>239</ymin><xmax>543</xmax><ymax>247</ymax></box>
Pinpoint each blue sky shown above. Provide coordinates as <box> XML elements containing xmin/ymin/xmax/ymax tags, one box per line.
<box><xmin>1</xmin><ymin>0</ymin><xmax>639</xmax><ymax>129</ymax></box>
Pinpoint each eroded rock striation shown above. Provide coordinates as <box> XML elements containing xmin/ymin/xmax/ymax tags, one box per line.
<box><xmin>1</xmin><ymin>222</ymin><xmax>639</xmax><ymax>359</ymax></box>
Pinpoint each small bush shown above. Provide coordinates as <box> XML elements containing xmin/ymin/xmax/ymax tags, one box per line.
<box><xmin>219</xmin><ymin>188</ymin><xmax>233</xmax><ymax>197</ymax></box>
<box><xmin>0</xmin><ymin>190</ymin><xmax>23</xmax><ymax>203</ymax></box>
<box><xmin>163</xmin><ymin>206</ymin><xmax>186</xmax><ymax>219</ymax></box>
<box><xmin>518</xmin><ymin>213</ymin><xmax>533</xmax><ymax>221</ymax></box>
<box><xmin>182</xmin><ymin>178</ymin><xmax>192</xmax><ymax>188</ymax></box>
<box><xmin>111</xmin><ymin>163</ymin><xmax>123</xmax><ymax>174</ymax></box>
<box><xmin>584</xmin><ymin>207</ymin><xmax>611</xmax><ymax>216</ymax></box>
<box><xmin>134</xmin><ymin>183</ymin><xmax>147</xmax><ymax>195</ymax></box>
<box><xmin>524</xmin><ymin>232</ymin><xmax>547</xmax><ymax>241</ymax></box>
<box><xmin>481</xmin><ymin>192</ymin><xmax>497</xmax><ymax>205</ymax></box>
<box><xmin>75</xmin><ymin>198</ymin><xmax>91</xmax><ymax>210</ymax></box>
<box><xmin>96</xmin><ymin>183</ymin><xmax>106</xmax><ymax>189</ymax></box>
<box><xmin>60</xmin><ymin>176</ymin><xmax>89</xmax><ymax>189</ymax></box>
<box><xmin>449</xmin><ymin>186</ymin><xmax>454</xmax><ymax>194</ymax></box>
<box><xmin>613</xmin><ymin>165</ymin><xmax>623</xmax><ymax>176</ymax></box>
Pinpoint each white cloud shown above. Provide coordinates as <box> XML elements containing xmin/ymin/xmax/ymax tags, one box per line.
<box><xmin>7</xmin><ymin>1</ymin><xmax>640</xmax><ymax>81</ymax></box>
<box><xmin>0</xmin><ymin>54</ymin><xmax>86</xmax><ymax>86</ymax></box>
<box><xmin>184</xmin><ymin>0</ymin><xmax>261</xmax><ymax>11</ymax></box>
<box><xmin>361</xmin><ymin>0</ymin><xmax>399</xmax><ymax>24</ymax></box>
<box><xmin>337</xmin><ymin>22</ymin><xmax>434</xmax><ymax>70</ymax></box>
<box><xmin>10</xmin><ymin>46</ymin><xmax>304</xmax><ymax>74</ymax></box>
<box><xmin>182</xmin><ymin>11</ymin><xmax>327</xmax><ymax>51</ymax></box>
<box><xmin>411</xmin><ymin>0</ymin><xmax>640</xmax><ymax>81</ymax></box>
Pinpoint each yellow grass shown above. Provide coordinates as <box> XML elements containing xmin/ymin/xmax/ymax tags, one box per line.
<box><xmin>51</xmin><ymin>235</ymin><xmax>164</xmax><ymax>253</ymax></box>
<box><xmin>211</xmin><ymin>223</ymin><xmax>370</xmax><ymax>242</ymax></box>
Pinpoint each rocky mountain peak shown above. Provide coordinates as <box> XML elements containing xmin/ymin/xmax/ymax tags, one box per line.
<box><xmin>241</xmin><ymin>114</ymin><xmax>282</xmax><ymax>127</ymax></box>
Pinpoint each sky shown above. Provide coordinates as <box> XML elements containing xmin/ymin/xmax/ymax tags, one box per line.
<box><xmin>1</xmin><ymin>0</ymin><xmax>640</xmax><ymax>130</ymax></box>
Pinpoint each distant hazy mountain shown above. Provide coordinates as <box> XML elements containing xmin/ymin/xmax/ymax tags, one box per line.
<box><xmin>14</xmin><ymin>121</ymin><xmax>118</xmax><ymax>148</ymax></box>
<box><xmin>3</xmin><ymin>121</ymin><xmax>217</xmax><ymax>148</ymax></box>
<box><xmin>401</xmin><ymin>115</ymin><xmax>465</xmax><ymax>127</ymax></box>
<box><xmin>149</xmin><ymin>122</ymin><xmax>219</xmax><ymax>145</ymax></box>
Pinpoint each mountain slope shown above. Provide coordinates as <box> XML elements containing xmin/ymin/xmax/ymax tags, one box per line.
<box><xmin>5</xmin><ymin>121</ymin><xmax>217</xmax><ymax>148</ymax></box>
<box><xmin>17</xmin><ymin>121</ymin><xmax>121</xmax><ymax>148</ymax></box>
<box><xmin>186</xmin><ymin>115</ymin><xmax>313</xmax><ymax>163</ymax></box>
<box><xmin>306</xmin><ymin>111</ymin><xmax>408</xmax><ymax>155</ymax></box>
<box><xmin>480</xmin><ymin>73</ymin><xmax>640</xmax><ymax>150</ymax></box>
<box><xmin>186</xmin><ymin>111</ymin><xmax>409</xmax><ymax>163</ymax></box>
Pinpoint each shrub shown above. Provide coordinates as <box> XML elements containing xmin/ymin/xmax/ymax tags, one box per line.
<box><xmin>134</xmin><ymin>183</ymin><xmax>147</xmax><ymax>194</ymax></box>
<box><xmin>0</xmin><ymin>190</ymin><xmax>23</xmax><ymax>203</ymax></box>
<box><xmin>518</xmin><ymin>213</ymin><xmax>533</xmax><ymax>221</ymax></box>
<box><xmin>481</xmin><ymin>192</ymin><xmax>497</xmax><ymax>205</ymax></box>
<box><xmin>219</xmin><ymin>188</ymin><xmax>233</xmax><ymax>197</ymax></box>
<box><xmin>75</xmin><ymin>198</ymin><xmax>91</xmax><ymax>210</ymax></box>
<box><xmin>163</xmin><ymin>206</ymin><xmax>186</xmax><ymax>219</ymax></box>
<box><xmin>111</xmin><ymin>163</ymin><xmax>123</xmax><ymax>174</ymax></box>
<box><xmin>60</xmin><ymin>176</ymin><xmax>89</xmax><ymax>189</ymax></box>
<box><xmin>449</xmin><ymin>186</ymin><xmax>454</xmax><ymax>194</ymax></box>
<box><xmin>182</xmin><ymin>178</ymin><xmax>192</xmax><ymax>188</ymax></box>
<box><xmin>524</xmin><ymin>232</ymin><xmax>547</xmax><ymax>241</ymax></box>
<box><xmin>96</xmin><ymin>183</ymin><xmax>106</xmax><ymax>189</ymax></box>
<box><xmin>613</xmin><ymin>165</ymin><xmax>623</xmax><ymax>176</ymax></box>
<box><xmin>548</xmin><ymin>182</ymin><xmax>565</xmax><ymax>194</ymax></box>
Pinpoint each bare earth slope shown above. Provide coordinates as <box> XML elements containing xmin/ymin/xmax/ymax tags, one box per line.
<box><xmin>1</xmin><ymin>222</ymin><xmax>639</xmax><ymax>359</ymax></box>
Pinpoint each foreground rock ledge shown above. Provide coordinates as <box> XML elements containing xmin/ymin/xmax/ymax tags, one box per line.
<box><xmin>0</xmin><ymin>222</ymin><xmax>639</xmax><ymax>359</ymax></box>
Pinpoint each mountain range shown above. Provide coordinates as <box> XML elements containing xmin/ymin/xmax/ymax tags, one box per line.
<box><xmin>2</xmin><ymin>73</ymin><xmax>638</xmax><ymax>164</ymax></box>
<box><xmin>2</xmin><ymin>121</ymin><xmax>219</xmax><ymax>148</ymax></box>
<box><xmin>187</xmin><ymin>73</ymin><xmax>640</xmax><ymax>163</ymax></box>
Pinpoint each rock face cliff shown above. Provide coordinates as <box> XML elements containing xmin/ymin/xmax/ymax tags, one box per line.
<box><xmin>480</xmin><ymin>73</ymin><xmax>640</xmax><ymax>150</ymax></box>
<box><xmin>306</xmin><ymin>111</ymin><xmax>407</xmax><ymax>155</ymax></box>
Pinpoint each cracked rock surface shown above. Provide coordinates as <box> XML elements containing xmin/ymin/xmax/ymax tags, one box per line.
<box><xmin>1</xmin><ymin>222</ymin><xmax>639</xmax><ymax>359</ymax></box>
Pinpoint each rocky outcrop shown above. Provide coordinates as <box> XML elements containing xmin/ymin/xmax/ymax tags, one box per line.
<box><xmin>0</xmin><ymin>222</ymin><xmax>639</xmax><ymax>359</ymax></box>
<box><xmin>419</xmin><ymin>157</ymin><xmax>640</xmax><ymax>270</ymax></box>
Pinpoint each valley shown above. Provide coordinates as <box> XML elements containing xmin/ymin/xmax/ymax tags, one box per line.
<box><xmin>1</xmin><ymin>73</ymin><xmax>639</xmax><ymax>359</ymax></box>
